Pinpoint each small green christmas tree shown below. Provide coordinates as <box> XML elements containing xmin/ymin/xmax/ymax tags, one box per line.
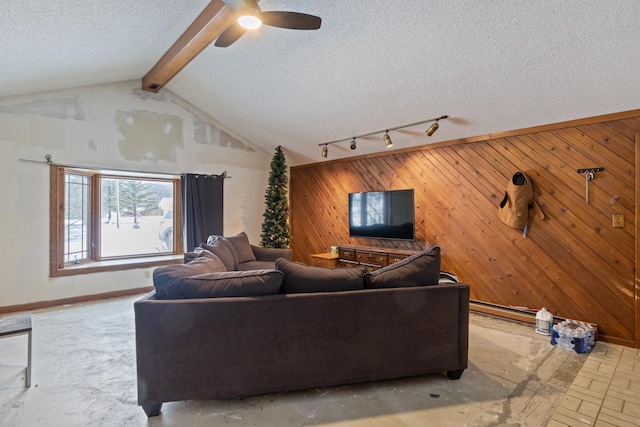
<box><xmin>261</xmin><ymin>146</ymin><xmax>291</xmax><ymax>248</ymax></box>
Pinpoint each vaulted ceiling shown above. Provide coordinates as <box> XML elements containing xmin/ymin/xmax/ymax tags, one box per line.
<box><xmin>2</xmin><ymin>0</ymin><xmax>640</xmax><ymax>165</ymax></box>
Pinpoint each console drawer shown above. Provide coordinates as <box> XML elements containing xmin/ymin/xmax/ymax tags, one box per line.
<box><xmin>335</xmin><ymin>245</ymin><xmax>416</xmax><ymax>271</ymax></box>
<box><xmin>339</xmin><ymin>248</ymin><xmax>356</xmax><ymax>261</ymax></box>
<box><xmin>338</xmin><ymin>260</ymin><xmax>360</xmax><ymax>268</ymax></box>
<box><xmin>388</xmin><ymin>253</ymin><xmax>410</xmax><ymax>264</ymax></box>
<box><xmin>356</xmin><ymin>251</ymin><xmax>388</xmax><ymax>266</ymax></box>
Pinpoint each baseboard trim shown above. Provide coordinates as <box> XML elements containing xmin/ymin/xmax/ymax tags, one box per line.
<box><xmin>0</xmin><ymin>286</ymin><xmax>154</xmax><ymax>315</ymax></box>
<box><xmin>470</xmin><ymin>299</ymin><xmax>600</xmax><ymax>341</ymax></box>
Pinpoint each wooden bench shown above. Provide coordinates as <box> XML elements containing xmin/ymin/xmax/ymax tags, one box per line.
<box><xmin>0</xmin><ymin>314</ymin><xmax>32</xmax><ymax>386</ymax></box>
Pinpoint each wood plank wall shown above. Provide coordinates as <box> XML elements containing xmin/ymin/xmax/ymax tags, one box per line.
<box><xmin>290</xmin><ymin>110</ymin><xmax>640</xmax><ymax>347</ymax></box>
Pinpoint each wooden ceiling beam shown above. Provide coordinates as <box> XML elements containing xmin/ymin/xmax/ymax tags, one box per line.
<box><xmin>142</xmin><ymin>0</ymin><xmax>237</xmax><ymax>93</ymax></box>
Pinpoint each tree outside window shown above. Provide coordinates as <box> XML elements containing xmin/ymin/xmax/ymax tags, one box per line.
<box><xmin>100</xmin><ymin>177</ymin><xmax>173</xmax><ymax>258</ymax></box>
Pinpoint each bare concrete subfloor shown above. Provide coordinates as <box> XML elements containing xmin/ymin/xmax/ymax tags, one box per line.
<box><xmin>0</xmin><ymin>294</ymin><xmax>588</xmax><ymax>427</ymax></box>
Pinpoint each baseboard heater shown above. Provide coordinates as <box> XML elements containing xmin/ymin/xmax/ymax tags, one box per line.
<box><xmin>470</xmin><ymin>299</ymin><xmax>599</xmax><ymax>340</ymax></box>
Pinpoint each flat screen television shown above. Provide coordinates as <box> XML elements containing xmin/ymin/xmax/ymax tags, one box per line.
<box><xmin>348</xmin><ymin>189</ymin><xmax>415</xmax><ymax>240</ymax></box>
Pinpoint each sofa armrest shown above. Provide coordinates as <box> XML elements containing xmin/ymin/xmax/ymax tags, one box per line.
<box><xmin>250</xmin><ymin>244</ymin><xmax>292</xmax><ymax>262</ymax></box>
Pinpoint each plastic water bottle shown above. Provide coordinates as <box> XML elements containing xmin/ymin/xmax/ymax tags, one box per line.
<box><xmin>535</xmin><ymin>307</ymin><xmax>553</xmax><ymax>335</ymax></box>
<box><xmin>550</xmin><ymin>319</ymin><xmax>595</xmax><ymax>353</ymax></box>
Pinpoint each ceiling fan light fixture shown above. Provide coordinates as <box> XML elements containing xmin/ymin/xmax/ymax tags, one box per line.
<box><xmin>237</xmin><ymin>9</ymin><xmax>262</xmax><ymax>29</ymax></box>
<box><xmin>383</xmin><ymin>132</ymin><xmax>393</xmax><ymax>148</ymax></box>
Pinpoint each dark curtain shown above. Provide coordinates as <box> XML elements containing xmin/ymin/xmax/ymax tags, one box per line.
<box><xmin>181</xmin><ymin>173</ymin><xmax>224</xmax><ymax>251</ymax></box>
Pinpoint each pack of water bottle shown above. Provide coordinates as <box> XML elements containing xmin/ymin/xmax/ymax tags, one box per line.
<box><xmin>550</xmin><ymin>319</ymin><xmax>595</xmax><ymax>354</ymax></box>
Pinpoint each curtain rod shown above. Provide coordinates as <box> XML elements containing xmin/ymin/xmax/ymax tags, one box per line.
<box><xmin>18</xmin><ymin>154</ymin><xmax>231</xmax><ymax>178</ymax></box>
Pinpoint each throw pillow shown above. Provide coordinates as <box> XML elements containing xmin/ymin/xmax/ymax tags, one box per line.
<box><xmin>275</xmin><ymin>258</ymin><xmax>366</xmax><ymax>294</ymax></box>
<box><xmin>363</xmin><ymin>245</ymin><xmax>441</xmax><ymax>288</ymax></box>
<box><xmin>178</xmin><ymin>270</ymin><xmax>284</xmax><ymax>299</ymax></box>
<box><xmin>226</xmin><ymin>232</ymin><xmax>257</xmax><ymax>264</ymax></box>
<box><xmin>201</xmin><ymin>240</ymin><xmax>236</xmax><ymax>271</ymax></box>
<box><xmin>153</xmin><ymin>255</ymin><xmax>226</xmax><ymax>299</ymax></box>
<box><xmin>205</xmin><ymin>236</ymin><xmax>239</xmax><ymax>269</ymax></box>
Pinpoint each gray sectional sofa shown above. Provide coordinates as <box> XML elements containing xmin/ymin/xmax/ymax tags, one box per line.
<box><xmin>135</xmin><ymin>238</ymin><xmax>470</xmax><ymax>417</ymax></box>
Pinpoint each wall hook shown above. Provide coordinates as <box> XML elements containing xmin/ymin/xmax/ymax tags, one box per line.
<box><xmin>577</xmin><ymin>167</ymin><xmax>604</xmax><ymax>203</ymax></box>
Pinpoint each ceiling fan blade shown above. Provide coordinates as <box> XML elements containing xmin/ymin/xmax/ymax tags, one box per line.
<box><xmin>244</xmin><ymin>0</ymin><xmax>261</xmax><ymax>11</ymax></box>
<box><xmin>215</xmin><ymin>22</ymin><xmax>247</xmax><ymax>47</ymax></box>
<box><xmin>221</xmin><ymin>0</ymin><xmax>251</xmax><ymax>10</ymax></box>
<box><xmin>260</xmin><ymin>11</ymin><xmax>322</xmax><ymax>30</ymax></box>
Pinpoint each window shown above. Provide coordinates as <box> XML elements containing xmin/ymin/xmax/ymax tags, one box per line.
<box><xmin>50</xmin><ymin>166</ymin><xmax>182</xmax><ymax>277</ymax></box>
<box><xmin>64</xmin><ymin>173</ymin><xmax>91</xmax><ymax>263</ymax></box>
<box><xmin>99</xmin><ymin>177</ymin><xmax>174</xmax><ymax>257</ymax></box>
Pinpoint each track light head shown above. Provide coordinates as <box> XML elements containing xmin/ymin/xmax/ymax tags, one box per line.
<box><xmin>426</xmin><ymin>120</ymin><xmax>440</xmax><ymax>136</ymax></box>
<box><xmin>350</xmin><ymin>138</ymin><xmax>357</xmax><ymax>150</ymax></box>
<box><xmin>322</xmin><ymin>145</ymin><xmax>328</xmax><ymax>158</ymax></box>
<box><xmin>383</xmin><ymin>131</ymin><xmax>393</xmax><ymax>148</ymax></box>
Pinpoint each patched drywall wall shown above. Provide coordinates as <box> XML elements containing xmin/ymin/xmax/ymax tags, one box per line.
<box><xmin>0</xmin><ymin>80</ymin><xmax>271</xmax><ymax>307</ymax></box>
<box><xmin>0</xmin><ymin>97</ymin><xmax>86</xmax><ymax>121</ymax></box>
<box><xmin>115</xmin><ymin>110</ymin><xmax>184</xmax><ymax>162</ymax></box>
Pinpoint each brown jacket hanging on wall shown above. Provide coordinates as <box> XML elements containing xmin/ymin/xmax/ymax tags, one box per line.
<box><xmin>498</xmin><ymin>172</ymin><xmax>544</xmax><ymax>236</ymax></box>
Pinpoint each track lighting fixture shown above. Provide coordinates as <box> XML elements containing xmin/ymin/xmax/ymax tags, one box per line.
<box><xmin>317</xmin><ymin>115</ymin><xmax>448</xmax><ymax>158</ymax></box>
<box><xmin>425</xmin><ymin>119</ymin><xmax>440</xmax><ymax>136</ymax></box>
<box><xmin>383</xmin><ymin>132</ymin><xmax>393</xmax><ymax>148</ymax></box>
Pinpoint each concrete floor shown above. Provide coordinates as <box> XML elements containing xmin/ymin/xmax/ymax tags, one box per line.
<box><xmin>0</xmin><ymin>294</ymin><xmax>589</xmax><ymax>427</ymax></box>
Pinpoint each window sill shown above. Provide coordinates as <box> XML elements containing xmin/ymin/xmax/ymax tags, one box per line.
<box><xmin>50</xmin><ymin>254</ymin><xmax>184</xmax><ymax>277</ymax></box>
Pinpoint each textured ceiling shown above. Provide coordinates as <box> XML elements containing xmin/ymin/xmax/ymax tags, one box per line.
<box><xmin>2</xmin><ymin>0</ymin><xmax>640</xmax><ymax>165</ymax></box>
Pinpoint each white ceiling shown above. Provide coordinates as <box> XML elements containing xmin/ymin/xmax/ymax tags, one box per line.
<box><xmin>2</xmin><ymin>0</ymin><xmax>640</xmax><ymax>165</ymax></box>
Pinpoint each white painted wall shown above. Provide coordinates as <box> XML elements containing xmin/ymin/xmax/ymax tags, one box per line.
<box><xmin>0</xmin><ymin>81</ymin><xmax>272</xmax><ymax>307</ymax></box>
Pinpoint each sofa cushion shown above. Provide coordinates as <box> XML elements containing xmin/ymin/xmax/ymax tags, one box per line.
<box><xmin>183</xmin><ymin>251</ymin><xmax>200</xmax><ymax>263</ymax></box>
<box><xmin>201</xmin><ymin>240</ymin><xmax>236</xmax><ymax>271</ymax></box>
<box><xmin>363</xmin><ymin>246</ymin><xmax>441</xmax><ymax>288</ymax></box>
<box><xmin>183</xmin><ymin>248</ymin><xmax>220</xmax><ymax>263</ymax></box>
<box><xmin>178</xmin><ymin>270</ymin><xmax>284</xmax><ymax>299</ymax></box>
<box><xmin>275</xmin><ymin>258</ymin><xmax>366</xmax><ymax>294</ymax></box>
<box><xmin>250</xmin><ymin>244</ymin><xmax>292</xmax><ymax>262</ymax></box>
<box><xmin>237</xmin><ymin>260</ymin><xmax>278</xmax><ymax>271</ymax></box>
<box><xmin>153</xmin><ymin>255</ymin><xmax>226</xmax><ymax>299</ymax></box>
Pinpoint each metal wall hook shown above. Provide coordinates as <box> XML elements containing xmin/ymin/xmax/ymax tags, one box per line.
<box><xmin>577</xmin><ymin>167</ymin><xmax>604</xmax><ymax>203</ymax></box>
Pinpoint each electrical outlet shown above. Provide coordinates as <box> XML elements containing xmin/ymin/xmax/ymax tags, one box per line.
<box><xmin>145</xmin><ymin>270</ymin><xmax>151</xmax><ymax>279</ymax></box>
<box><xmin>612</xmin><ymin>214</ymin><xmax>625</xmax><ymax>228</ymax></box>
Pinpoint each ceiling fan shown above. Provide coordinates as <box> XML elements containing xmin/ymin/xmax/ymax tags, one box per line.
<box><xmin>142</xmin><ymin>0</ymin><xmax>322</xmax><ymax>92</ymax></box>
<box><xmin>215</xmin><ymin>0</ymin><xmax>322</xmax><ymax>47</ymax></box>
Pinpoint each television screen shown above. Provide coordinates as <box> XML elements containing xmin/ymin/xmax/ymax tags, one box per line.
<box><xmin>348</xmin><ymin>189</ymin><xmax>415</xmax><ymax>240</ymax></box>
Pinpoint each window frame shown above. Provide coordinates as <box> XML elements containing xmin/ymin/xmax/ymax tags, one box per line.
<box><xmin>50</xmin><ymin>165</ymin><xmax>183</xmax><ymax>277</ymax></box>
